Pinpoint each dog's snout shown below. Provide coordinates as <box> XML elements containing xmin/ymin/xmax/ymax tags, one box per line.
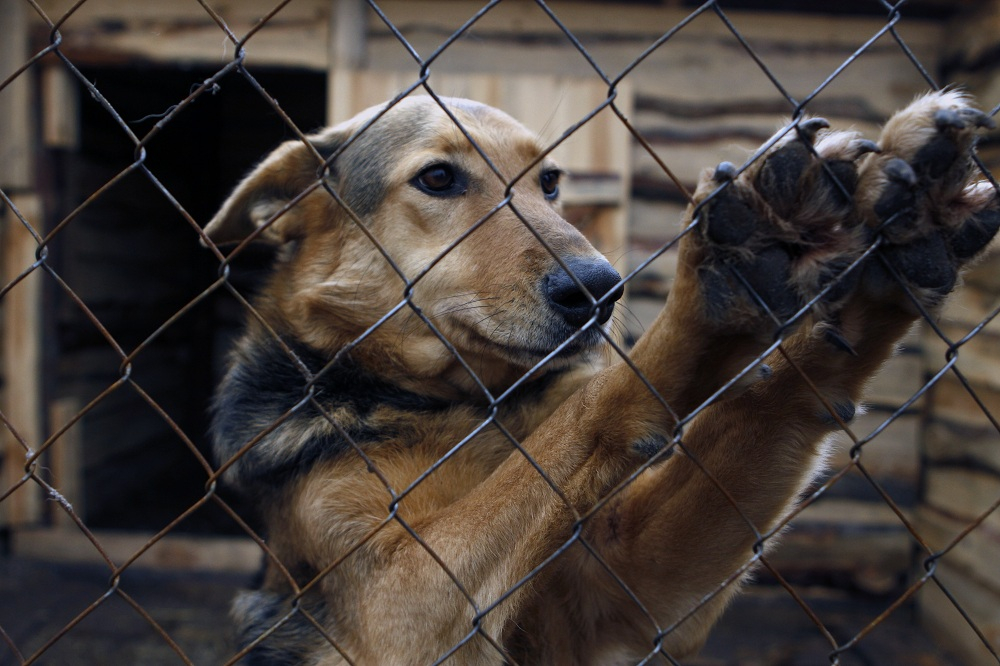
<box><xmin>546</xmin><ymin>258</ymin><xmax>624</xmax><ymax>327</ymax></box>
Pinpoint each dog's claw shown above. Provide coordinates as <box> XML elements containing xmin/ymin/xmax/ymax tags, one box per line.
<box><xmin>873</xmin><ymin>158</ymin><xmax>919</xmax><ymax>228</ymax></box>
<box><xmin>818</xmin><ymin>401</ymin><xmax>857</xmax><ymax>426</ymax></box>
<box><xmin>935</xmin><ymin>108</ymin><xmax>967</xmax><ymax>131</ymax></box>
<box><xmin>797</xmin><ymin>117</ymin><xmax>830</xmax><ymax>143</ymax></box>
<box><xmin>852</xmin><ymin>139</ymin><xmax>881</xmax><ymax>158</ymax></box>
<box><xmin>965</xmin><ymin>108</ymin><xmax>997</xmax><ymax>129</ymax></box>
<box><xmin>884</xmin><ymin>158</ymin><xmax>918</xmax><ymax>187</ymax></box>
<box><xmin>714</xmin><ymin>161</ymin><xmax>738</xmax><ymax>182</ymax></box>
<box><xmin>824</xmin><ymin>327</ymin><xmax>858</xmax><ymax>356</ymax></box>
<box><xmin>933</xmin><ymin>107</ymin><xmax>994</xmax><ymax>131</ymax></box>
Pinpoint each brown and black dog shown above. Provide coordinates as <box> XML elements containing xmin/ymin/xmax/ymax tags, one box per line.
<box><xmin>205</xmin><ymin>91</ymin><xmax>998</xmax><ymax>664</ymax></box>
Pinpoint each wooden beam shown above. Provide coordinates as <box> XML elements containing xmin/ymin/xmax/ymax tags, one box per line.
<box><xmin>47</xmin><ymin>399</ymin><xmax>85</xmax><ymax>528</ymax></box>
<box><xmin>27</xmin><ymin>1</ymin><xmax>945</xmax><ymax>74</ymax></box>
<box><xmin>32</xmin><ymin>0</ymin><xmax>332</xmax><ymax>69</ymax></box>
<box><xmin>13</xmin><ymin>528</ymin><xmax>262</xmax><ymax>574</ymax></box>
<box><xmin>0</xmin><ymin>0</ymin><xmax>34</xmax><ymax>190</ymax></box>
<box><xmin>1</xmin><ymin>194</ymin><xmax>45</xmax><ymax>526</ymax></box>
<box><xmin>328</xmin><ymin>0</ymin><xmax>368</xmax><ymax>125</ymax></box>
<box><xmin>41</xmin><ymin>65</ymin><xmax>80</xmax><ymax>150</ymax></box>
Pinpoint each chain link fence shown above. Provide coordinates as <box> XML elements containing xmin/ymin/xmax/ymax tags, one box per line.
<box><xmin>2</xmin><ymin>0</ymin><xmax>999</xmax><ymax>664</ymax></box>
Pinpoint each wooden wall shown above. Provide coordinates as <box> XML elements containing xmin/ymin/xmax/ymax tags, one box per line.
<box><xmin>914</xmin><ymin>4</ymin><xmax>1000</xmax><ymax>662</ymax></box>
<box><xmin>1</xmin><ymin>0</ymin><xmax>43</xmax><ymax>527</ymax></box>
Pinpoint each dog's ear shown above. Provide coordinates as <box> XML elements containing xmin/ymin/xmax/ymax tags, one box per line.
<box><xmin>204</xmin><ymin>133</ymin><xmax>343</xmax><ymax>246</ymax></box>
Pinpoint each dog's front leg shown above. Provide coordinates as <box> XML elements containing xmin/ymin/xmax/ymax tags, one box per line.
<box><xmin>567</xmin><ymin>302</ymin><xmax>923</xmax><ymax>661</ymax></box>
<box><xmin>294</xmin><ymin>228</ymin><xmax>791</xmax><ymax>664</ymax></box>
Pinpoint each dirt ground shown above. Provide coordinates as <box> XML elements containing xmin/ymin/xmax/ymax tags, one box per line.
<box><xmin>0</xmin><ymin>556</ymin><xmax>962</xmax><ymax>665</ymax></box>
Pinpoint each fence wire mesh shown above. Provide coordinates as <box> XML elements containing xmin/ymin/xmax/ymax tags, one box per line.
<box><xmin>1</xmin><ymin>0</ymin><xmax>999</xmax><ymax>664</ymax></box>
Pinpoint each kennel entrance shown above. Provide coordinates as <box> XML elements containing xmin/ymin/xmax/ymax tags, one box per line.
<box><xmin>16</xmin><ymin>64</ymin><xmax>327</xmax><ymax>537</ymax></box>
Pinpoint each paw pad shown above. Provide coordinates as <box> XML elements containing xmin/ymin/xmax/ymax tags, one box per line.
<box><xmin>859</xmin><ymin>91</ymin><xmax>999</xmax><ymax>309</ymax></box>
<box><xmin>692</xmin><ymin>117</ymin><xmax>875</xmax><ymax>330</ymax></box>
<box><xmin>685</xmin><ymin>91</ymin><xmax>997</xmax><ymax>335</ymax></box>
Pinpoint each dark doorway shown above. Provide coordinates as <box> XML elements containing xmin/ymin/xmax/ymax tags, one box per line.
<box><xmin>46</xmin><ymin>64</ymin><xmax>326</xmax><ymax>532</ymax></box>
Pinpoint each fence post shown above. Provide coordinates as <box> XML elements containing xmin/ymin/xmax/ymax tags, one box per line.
<box><xmin>0</xmin><ymin>193</ymin><xmax>45</xmax><ymax>528</ymax></box>
<box><xmin>0</xmin><ymin>0</ymin><xmax>34</xmax><ymax>190</ymax></box>
<box><xmin>327</xmin><ymin>0</ymin><xmax>368</xmax><ymax>125</ymax></box>
<box><xmin>0</xmin><ymin>0</ymin><xmax>45</xmax><ymax>528</ymax></box>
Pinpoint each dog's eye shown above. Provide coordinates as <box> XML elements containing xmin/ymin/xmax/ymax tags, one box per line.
<box><xmin>540</xmin><ymin>170</ymin><xmax>561</xmax><ymax>200</ymax></box>
<box><xmin>413</xmin><ymin>164</ymin><xmax>465</xmax><ymax>197</ymax></box>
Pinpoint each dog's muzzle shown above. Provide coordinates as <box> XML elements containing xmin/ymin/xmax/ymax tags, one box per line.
<box><xmin>545</xmin><ymin>257</ymin><xmax>624</xmax><ymax>328</ymax></box>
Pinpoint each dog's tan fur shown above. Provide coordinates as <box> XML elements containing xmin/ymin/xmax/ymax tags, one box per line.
<box><xmin>206</xmin><ymin>92</ymin><xmax>998</xmax><ymax>664</ymax></box>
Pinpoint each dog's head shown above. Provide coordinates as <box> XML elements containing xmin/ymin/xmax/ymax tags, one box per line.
<box><xmin>206</xmin><ymin>95</ymin><xmax>623</xmax><ymax>392</ymax></box>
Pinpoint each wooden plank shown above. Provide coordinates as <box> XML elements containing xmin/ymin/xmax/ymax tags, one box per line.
<box><xmin>924</xmin><ymin>418</ymin><xmax>1000</xmax><ymax>472</ymax></box>
<box><xmin>861</xmin><ymin>331</ymin><xmax>925</xmax><ymax>404</ymax></box>
<box><xmin>47</xmin><ymin>399</ymin><xmax>85</xmax><ymax>528</ymax></box>
<box><xmin>561</xmin><ymin>177</ymin><xmax>622</xmax><ymax>207</ymax></box>
<box><xmin>370</xmin><ymin>2</ymin><xmax>944</xmax><ymax>46</ymax></box>
<box><xmin>41</xmin><ymin>65</ymin><xmax>80</xmax><ymax>149</ymax></box>
<box><xmin>13</xmin><ymin>528</ymin><xmax>262</xmax><ymax>574</ymax></box>
<box><xmin>767</xmin><ymin>497</ymin><xmax>912</xmax><ymax>594</ymax></box>
<box><xmin>328</xmin><ymin>0</ymin><xmax>368</xmax><ymax>126</ymax></box>
<box><xmin>943</xmin><ymin>0</ymin><xmax>1000</xmax><ymax>69</ymax></box>
<box><xmin>1</xmin><ymin>194</ymin><xmax>45</xmax><ymax>526</ymax></box>
<box><xmin>923</xmin><ymin>468</ymin><xmax>1000</xmax><ymax>534</ymax></box>
<box><xmin>963</xmin><ymin>249</ymin><xmax>1000</xmax><ymax>294</ymax></box>
<box><xmin>28</xmin><ymin>0</ymin><xmax>945</xmax><ymax>107</ymax></box>
<box><xmin>0</xmin><ymin>0</ymin><xmax>39</xmax><ymax>525</ymax></box>
<box><xmin>365</xmin><ymin>3</ymin><xmax>941</xmax><ymax>115</ymax></box>
<box><xmin>31</xmin><ymin>0</ymin><xmax>944</xmax><ymax>54</ymax></box>
<box><xmin>0</xmin><ymin>0</ymin><xmax>34</xmax><ymax>190</ymax></box>
<box><xmin>938</xmin><ymin>258</ymin><xmax>1000</xmax><ymax>326</ymax></box>
<box><xmin>919</xmin><ymin>5</ymin><xmax>1000</xmax><ymax>660</ymax></box>
<box><xmin>925</xmin><ymin>340</ymin><xmax>1000</xmax><ymax>396</ymax></box>
<box><xmin>918</xmin><ymin>560</ymin><xmax>1000</xmax><ymax>666</ymax></box>
<box><xmin>39</xmin><ymin>3</ymin><xmax>331</xmax><ymax>69</ymax></box>
<box><xmin>926</xmin><ymin>279</ymin><xmax>1000</xmax><ymax>396</ymax></box>
<box><xmin>916</xmin><ymin>506</ymin><xmax>1000</xmax><ymax>593</ymax></box>
<box><xmin>827</xmin><ymin>410</ymin><xmax>922</xmax><ymax>483</ymax></box>
<box><xmin>925</xmin><ymin>372</ymin><xmax>1000</xmax><ymax>428</ymax></box>
<box><xmin>31</xmin><ymin>0</ymin><xmax>327</xmax><ymax>23</ymax></box>
<box><xmin>924</xmin><ymin>327</ymin><xmax>1000</xmax><ymax>395</ymax></box>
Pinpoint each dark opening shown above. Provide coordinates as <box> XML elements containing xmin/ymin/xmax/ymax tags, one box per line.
<box><xmin>46</xmin><ymin>65</ymin><xmax>326</xmax><ymax>532</ymax></box>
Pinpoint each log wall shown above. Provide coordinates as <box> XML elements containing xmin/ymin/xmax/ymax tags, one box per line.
<box><xmin>913</xmin><ymin>5</ymin><xmax>1000</xmax><ymax>662</ymax></box>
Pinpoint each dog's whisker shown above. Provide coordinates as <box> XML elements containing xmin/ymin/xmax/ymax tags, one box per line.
<box><xmin>431</xmin><ymin>301</ymin><xmax>494</xmax><ymax>318</ymax></box>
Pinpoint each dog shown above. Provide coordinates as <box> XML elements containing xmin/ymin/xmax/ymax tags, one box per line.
<box><xmin>205</xmin><ymin>91</ymin><xmax>998</xmax><ymax>664</ymax></box>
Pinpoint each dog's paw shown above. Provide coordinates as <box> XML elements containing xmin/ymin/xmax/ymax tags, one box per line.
<box><xmin>686</xmin><ymin>119</ymin><xmax>876</xmax><ymax>334</ymax></box>
<box><xmin>855</xmin><ymin>90</ymin><xmax>999</xmax><ymax>310</ymax></box>
<box><xmin>683</xmin><ymin>90</ymin><xmax>999</xmax><ymax>339</ymax></box>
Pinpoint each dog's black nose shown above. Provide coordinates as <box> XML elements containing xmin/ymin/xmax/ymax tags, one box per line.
<box><xmin>546</xmin><ymin>257</ymin><xmax>624</xmax><ymax>327</ymax></box>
